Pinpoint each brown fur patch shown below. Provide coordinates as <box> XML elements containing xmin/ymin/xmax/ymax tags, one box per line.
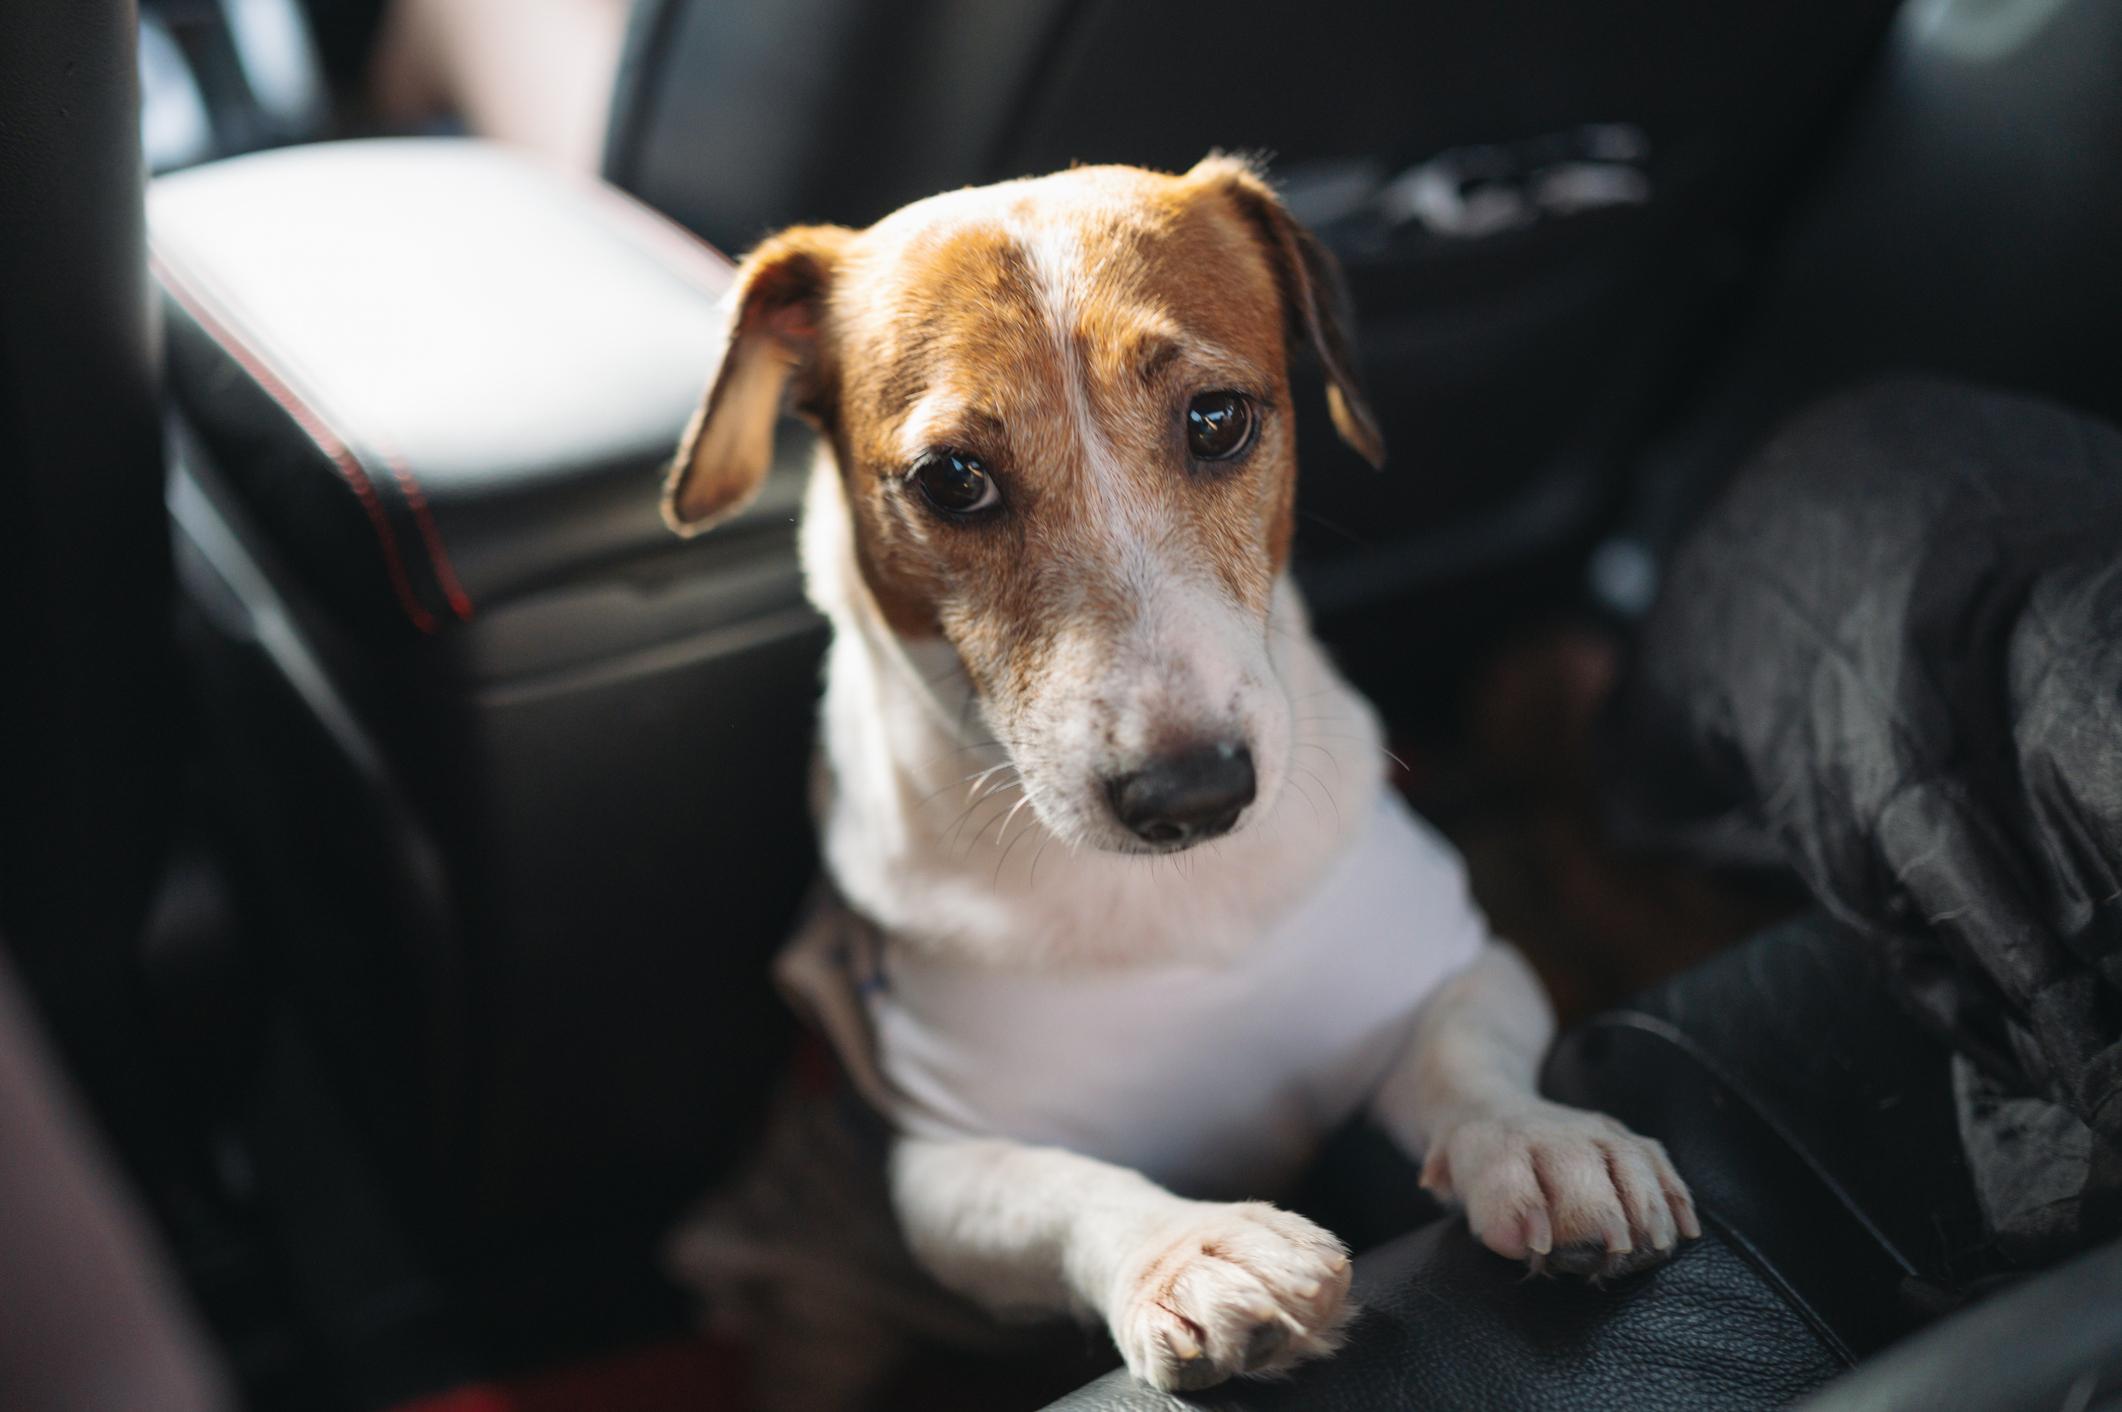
<box><xmin>669</xmin><ymin>158</ymin><xmax>1378</xmax><ymax>751</ymax></box>
<box><xmin>804</xmin><ymin>164</ymin><xmax>1312</xmax><ymax>714</ymax></box>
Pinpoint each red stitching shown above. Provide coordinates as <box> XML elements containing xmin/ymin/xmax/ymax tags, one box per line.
<box><xmin>159</xmin><ymin>245</ymin><xmax>475</xmax><ymax>625</ymax></box>
<box><xmin>379</xmin><ymin>447</ymin><xmax>474</xmax><ymax>621</ymax></box>
<box><xmin>155</xmin><ymin>158</ymin><xmax>722</xmax><ymax>635</ymax></box>
<box><xmin>152</xmin><ymin>248</ymin><xmax>440</xmax><ymax>634</ymax></box>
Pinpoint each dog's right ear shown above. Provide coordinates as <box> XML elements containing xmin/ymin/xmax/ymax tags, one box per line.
<box><xmin>1186</xmin><ymin>154</ymin><xmax>1385</xmax><ymax>471</ymax></box>
<box><xmin>662</xmin><ymin>225</ymin><xmax>852</xmax><ymax>536</ymax></box>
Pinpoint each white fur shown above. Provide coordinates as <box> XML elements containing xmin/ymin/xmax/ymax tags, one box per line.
<box><xmin>1004</xmin><ymin>215</ymin><xmax>1296</xmax><ymax>853</ymax></box>
<box><xmin>1372</xmin><ymin>944</ymin><xmax>1701</xmax><ymax>1269</ymax></box>
<box><xmin>891</xmin><ymin>1138</ymin><xmax>1354</xmax><ymax>1390</ymax></box>
<box><xmin>801</xmin><ymin>451</ymin><xmax>1365</xmax><ymax>968</ymax></box>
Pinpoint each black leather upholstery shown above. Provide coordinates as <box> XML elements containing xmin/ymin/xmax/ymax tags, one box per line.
<box><xmin>1050</xmin><ymin>1224</ymin><xmax>1844</xmax><ymax>1412</ymax></box>
<box><xmin>151</xmin><ymin>139</ymin><xmax>787</xmax><ymax>643</ymax></box>
<box><xmin>1549</xmin><ymin>917</ymin><xmax>1993</xmax><ymax>1314</ymax></box>
<box><xmin>1751</xmin><ymin>0</ymin><xmax>2122</xmax><ymax>435</ymax></box>
<box><xmin>1047</xmin><ymin>917</ymin><xmax>1983</xmax><ymax>1408</ymax></box>
<box><xmin>1614</xmin><ymin>0</ymin><xmax>2122</xmax><ymax>561</ymax></box>
<box><xmin>606</xmin><ymin>0</ymin><xmax>1899</xmax><ymax>256</ymax></box>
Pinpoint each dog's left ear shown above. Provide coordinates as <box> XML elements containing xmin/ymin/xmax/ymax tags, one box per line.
<box><xmin>663</xmin><ymin>224</ymin><xmax>853</xmax><ymax>536</ymax></box>
<box><xmin>1188</xmin><ymin>154</ymin><xmax>1385</xmax><ymax>470</ymax></box>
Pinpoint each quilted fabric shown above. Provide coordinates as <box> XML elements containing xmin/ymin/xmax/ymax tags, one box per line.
<box><xmin>1610</xmin><ymin>378</ymin><xmax>2122</xmax><ymax>1258</ymax></box>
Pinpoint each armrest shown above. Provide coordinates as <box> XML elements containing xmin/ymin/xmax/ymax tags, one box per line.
<box><xmin>150</xmin><ymin>138</ymin><xmax>762</xmax><ymax>641</ymax></box>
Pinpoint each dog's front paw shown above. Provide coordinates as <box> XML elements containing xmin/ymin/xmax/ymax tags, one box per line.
<box><xmin>1424</xmin><ymin>1104</ymin><xmax>1701</xmax><ymax>1278</ymax></box>
<box><xmin>1107</xmin><ymin>1201</ymin><xmax>1352</xmax><ymax>1392</ymax></box>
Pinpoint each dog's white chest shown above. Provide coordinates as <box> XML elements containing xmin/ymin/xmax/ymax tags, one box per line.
<box><xmin>782</xmin><ymin>791</ymin><xmax>1487</xmax><ymax>1198</ymax></box>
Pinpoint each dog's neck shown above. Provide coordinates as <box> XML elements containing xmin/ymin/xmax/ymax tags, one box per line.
<box><xmin>800</xmin><ymin>456</ymin><xmax>1386</xmax><ymax>968</ymax></box>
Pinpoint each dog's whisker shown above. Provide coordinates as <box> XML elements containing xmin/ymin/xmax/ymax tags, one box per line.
<box><xmin>954</xmin><ymin>786</ymin><xmax>1026</xmax><ymax>859</ymax></box>
<box><xmin>947</xmin><ymin>772</ymin><xmax>1017</xmax><ymax>817</ymax></box>
<box><xmin>913</xmin><ymin>762</ymin><xmax>1017</xmax><ymax>811</ymax></box>
<box><xmin>911</xmin><ymin>760</ymin><xmax>1015</xmax><ymax>811</ymax></box>
<box><xmin>995</xmin><ymin>792</ymin><xmax>1034</xmax><ymax>846</ymax></box>
<box><xmin>1297</xmin><ymin>725</ymin><xmax>1408</xmax><ymax>772</ymax></box>
<box><xmin>1287</xmin><ymin>771</ymin><xmax>1325</xmax><ymax>828</ymax></box>
<box><xmin>959</xmin><ymin>782</ymin><xmax>1020</xmax><ymax>835</ymax></box>
<box><xmin>942</xmin><ymin>778</ymin><xmax>1021</xmax><ymax>850</ymax></box>
<box><xmin>1294</xmin><ymin>740</ymin><xmax>1342</xmax><ymax>784</ymax></box>
<box><xmin>994</xmin><ymin>810</ymin><xmax>1039</xmax><ymax>885</ymax></box>
<box><xmin>1293</xmin><ymin>764</ymin><xmax>1341</xmax><ymax>833</ymax></box>
<box><xmin>914</xmin><ymin>779</ymin><xmax>964</xmax><ymax>809</ymax></box>
<box><xmin>968</xmin><ymin>760</ymin><xmax>1018</xmax><ymax>791</ymax></box>
<box><xmin>911</xmin><ymin>738</ymin><xmax>1005</xmax><ymax>774</ymax></box>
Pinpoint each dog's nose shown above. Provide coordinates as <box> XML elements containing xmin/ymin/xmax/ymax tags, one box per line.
<box><xmin>1106</xmin><ymin>743</ymin><xmax>1256</xmax><ymax>846</ymax></box>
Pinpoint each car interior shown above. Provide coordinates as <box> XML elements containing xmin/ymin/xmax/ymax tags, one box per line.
<box><xmin>5</xmin><ymin>1</ymin><xmax>2122</xmax><ymax>1408</ymax></box>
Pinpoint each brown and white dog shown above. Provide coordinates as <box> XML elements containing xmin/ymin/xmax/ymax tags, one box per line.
<box><xmin>661</xmin><ymin>156</ymin><xmax>1698</xmax><ymax>1398</ymax></box>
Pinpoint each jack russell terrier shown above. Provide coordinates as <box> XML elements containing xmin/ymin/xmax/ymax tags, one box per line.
<box><xmin>661</xmin><ymin>155</ymin><xmax>1699</xmax><ymax>1398</ymax></box>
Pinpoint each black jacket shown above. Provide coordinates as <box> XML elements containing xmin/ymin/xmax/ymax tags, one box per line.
<box><xmin>1612</xmin><ymin>379</ymin><xmax>2122</xmax><ymax>1256</ymax></box>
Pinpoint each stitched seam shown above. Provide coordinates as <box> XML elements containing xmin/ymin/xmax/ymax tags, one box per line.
<box><xmin>154</xmin><ymin>241</ymin><xmax>474</xmax><ymax>623</ymax></box>
<box><xmin>157</xmin><ymin>165</ymin><xmax>726</xmax><ymax>634</ymax></box>
<box><xmin>152</xmin><ymin>248</ymin><xmax>440</xmax><ymax>635</ymax></box>
<box><xmin>1702</xmin><ymin>1214</ymin><xmax>1859</xmax><ymax>1367</ymax></box>
<box><xmin>378</xmin><ymin>446</ymin><xmax>473</xmax><ymax>620</ymax></box>
<box><xmin>1578</xmin><ymin>1012</ymin><xmax>1925</xmax><ymax>1276</ymax></box>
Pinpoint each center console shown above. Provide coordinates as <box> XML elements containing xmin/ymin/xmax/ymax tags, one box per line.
<box><xmin>152</xmin><ymin>140</ymin><xmax>821</xmax><ymax>1289</ymax></box>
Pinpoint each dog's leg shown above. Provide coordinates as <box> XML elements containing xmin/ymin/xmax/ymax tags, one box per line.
<box><xmin>1372</xmin><ymin>942</ymin><xmax>1702</xmax><ymax>1277</ymax></box>
<box><xmin>891</xmin><ymin>1137</ymin><xmax>1353</xmax><ymax>1392</ymax></box>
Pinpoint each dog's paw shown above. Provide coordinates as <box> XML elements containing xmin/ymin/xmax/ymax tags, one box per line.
<box><xmin>1107</xmin><ymin>1201</ymin><xmax>1353</xmax><ymax>1392</ymax></box>
<box><xmin>1423</xmin><ymin>1104</ymin><xmax>1701</xmax><ymax>1279</ymax></box>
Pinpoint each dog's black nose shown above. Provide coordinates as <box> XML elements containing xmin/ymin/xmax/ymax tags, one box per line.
<box><xmin>1106</xmin><ymin>743</ymin><xmax>1256</xmax><ymax>846</ymax></box>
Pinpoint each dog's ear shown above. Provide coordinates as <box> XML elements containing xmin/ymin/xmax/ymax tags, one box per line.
<box><xmin>1188</xmin><ymin>154</ymin><xmax>1385</xmax><ymax>470</ymax></box>
<box><xmin>663</xmin><ymin>225</ymin><xmax>853</xmax><ymax>535</ymax></box>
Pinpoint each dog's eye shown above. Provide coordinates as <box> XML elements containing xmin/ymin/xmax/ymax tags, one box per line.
<box><xmin>1186</xmin><ymin>391</ymin><xmax>1257</xmax><ymax>462</ymax></box>
<box><xmin>910</xmin><ymin>451</ymin><xmax>1001</xmax><ymax>517</ymax></box>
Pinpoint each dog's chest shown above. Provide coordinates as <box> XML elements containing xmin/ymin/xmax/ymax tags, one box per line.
<box><xmin>782</xmin><ymin>791</ymin><xmax>1488</xmax><ymax>1199</ymax></box>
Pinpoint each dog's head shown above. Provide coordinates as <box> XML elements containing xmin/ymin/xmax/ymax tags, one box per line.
<box><xmin>664</xmin><ymin>156</ymin><xmax>1382</xmax><ymax>854</ymax></box>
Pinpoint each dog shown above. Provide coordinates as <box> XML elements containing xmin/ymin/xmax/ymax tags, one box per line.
<box><xmin>660</xmin><ymin>155</ymin><xmax>1699</xmax><ymax>1399</ymax></box>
